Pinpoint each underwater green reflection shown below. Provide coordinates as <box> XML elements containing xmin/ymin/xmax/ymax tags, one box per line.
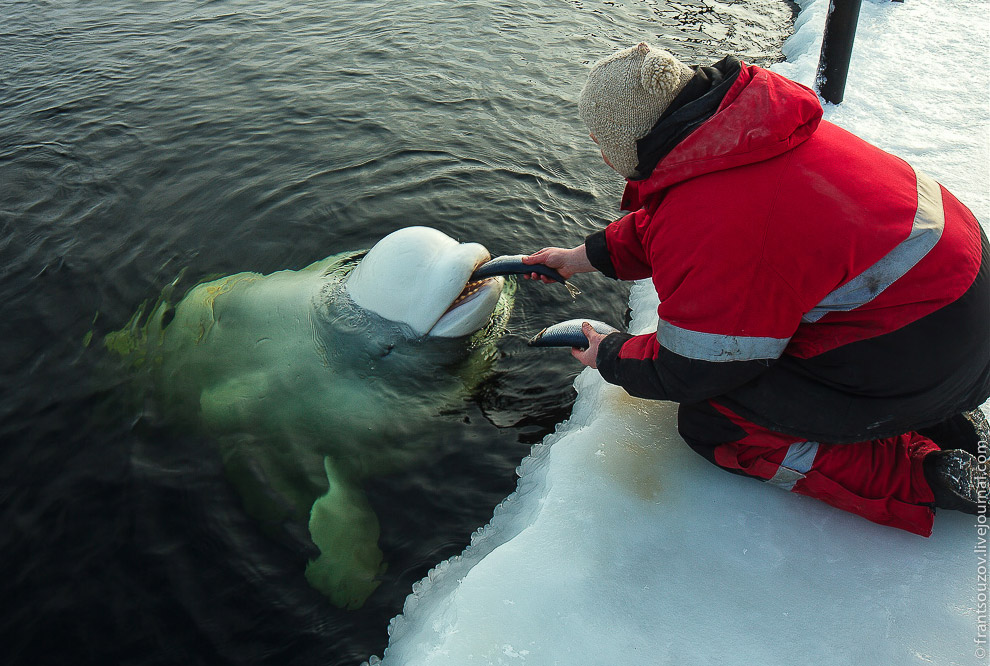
<box><xmin>106</xmin><ymin>250</ymin><xmax>515</xmax><ymax>609</ymax></box>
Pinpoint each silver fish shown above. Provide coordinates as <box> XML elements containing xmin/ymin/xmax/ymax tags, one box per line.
<box><xmin>528</xmin><ymin>318</ymin><xmax>619</xmax><ymax>348</ymax></box>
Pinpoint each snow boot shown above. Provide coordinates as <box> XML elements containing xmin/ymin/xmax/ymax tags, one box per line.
<box><xmin>923</xmin><ymin>449</ymin><xmax>987</xmax><ymax>515</ymax></box>
<box><xmin>917</xmin><ymin>409</ymin><xmax>989</xmax><ymax>457</ymax></box>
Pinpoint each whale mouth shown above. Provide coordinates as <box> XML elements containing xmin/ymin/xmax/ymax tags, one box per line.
<box><xmin>429</xmin><ymin>269</ymin><xmax>505</xmax><ymax>338</ymax></box>
<box><xmin>441</xmin><ymin>255</ymin><xmax>495</xmax><ymax>316</ymax></box>
<box><xmin>444</xmin><ymin>277</ymin><xmax>496</xmax><ymax>315</ymax></box>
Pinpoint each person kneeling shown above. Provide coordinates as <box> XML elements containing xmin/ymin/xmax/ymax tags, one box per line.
<box><xmin>525</xmin><ymin>43</ymin><xmax>989</xmax><ymax>536</ymax></box>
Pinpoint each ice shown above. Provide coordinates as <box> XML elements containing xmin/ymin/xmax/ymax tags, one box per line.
<box><xmin>372</xmin><ymin>1</ymin><xmax>990</xmax><ymax>663</ymax></box>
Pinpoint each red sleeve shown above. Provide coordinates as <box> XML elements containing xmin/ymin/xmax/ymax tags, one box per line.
<box><xmin>602</xmin><ymin>209</ymin><xmax>654</xmax><ymax>281</ymax></box>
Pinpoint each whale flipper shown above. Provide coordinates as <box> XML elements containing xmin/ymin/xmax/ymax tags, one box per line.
<box><xmin>217</xmin><ymin>434</ymin><xmax>326</xmax><ymax>558</ymax></box>
<box><xmin>305</xmin><ymin>456</ymin><xmax>385</xmax><ymax>609</ymax></box>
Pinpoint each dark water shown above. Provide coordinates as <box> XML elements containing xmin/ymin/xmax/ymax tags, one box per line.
<box><xmin>0</xmin><ymin>1</ymin><xmax>794</xmax><ymax>663</ymax></box>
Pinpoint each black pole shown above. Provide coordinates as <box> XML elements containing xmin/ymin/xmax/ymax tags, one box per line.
<box><xmin>815</xmin><ymin>0</ymin><xmax>863</xmax><ymax>104</ymax></box>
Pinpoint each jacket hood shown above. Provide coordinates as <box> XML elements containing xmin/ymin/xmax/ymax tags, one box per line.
<box><xmin>620</xmin><ymin>63</ymin><xmax>823</xmax><ymax>211</ymax></box>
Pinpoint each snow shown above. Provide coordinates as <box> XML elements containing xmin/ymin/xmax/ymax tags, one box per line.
<box><xmin>774</xmin><ymin>0</ymin><xmax>989</xmax><ymax>224</ymax></box>
<box><xmin>370</xmin><ymin>1</ymin><xmax>990</xmax><ymax>664</ymax></box>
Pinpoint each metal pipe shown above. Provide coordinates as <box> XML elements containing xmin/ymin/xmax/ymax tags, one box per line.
<box><xmin>815</xmin><ymin>0</ymin><xmax>864</xmax><ymax>104</ymax></box>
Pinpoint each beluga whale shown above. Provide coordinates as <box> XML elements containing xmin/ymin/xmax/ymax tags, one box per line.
<box><xmin>105</xmin><ymin>226</ymin><xmax>513</xmax><ymax>609</ymax></box>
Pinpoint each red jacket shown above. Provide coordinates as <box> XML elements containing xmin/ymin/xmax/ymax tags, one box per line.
<box><xmin>587</xmin><ymin>62</ymin><xmax>989</xmax><ymax>442</ymax></box>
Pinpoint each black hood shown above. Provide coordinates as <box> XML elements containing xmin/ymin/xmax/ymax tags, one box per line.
<box><xmin>633</xmin><ymin>56</ymin><xmax>743</xmax><ymax>180</ymax></box>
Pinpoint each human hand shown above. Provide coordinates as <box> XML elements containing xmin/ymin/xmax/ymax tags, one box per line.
<box><xmin>571</xmin><ymin>321</ymin><xmax>606</xmax><ymax>368</ymax></box>
<box><xmin>522</xmin><ymin>245</ymin><xmax>593</xmax><ymax>283</ymax></box>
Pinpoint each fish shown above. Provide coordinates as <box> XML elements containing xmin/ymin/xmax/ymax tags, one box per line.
<box><xmin>528</xmin><ymin>318</ymin><xmax>620</xmax><ymax>348</ymax></box>
<box><xmin>470</xmin><ymin>255</ymin><xmax>581</xmax><ymax>298</ymax></box>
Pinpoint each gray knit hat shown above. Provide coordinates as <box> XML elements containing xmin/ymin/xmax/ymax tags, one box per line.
<box><xmin>579</xmin><ymin>43</ymin><xmax>695</xmax><ymax>179</ymax></box>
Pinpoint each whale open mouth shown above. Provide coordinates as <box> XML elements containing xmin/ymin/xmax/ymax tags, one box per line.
<box><xmin>444</xmin><ymin>277</ymin><xmax>496</xmax><ymax>315</ymax></box>
<box><xmin>429</xmin><ymin>265</ymin><xmax>505</xmax><ymax>338</ymax></box>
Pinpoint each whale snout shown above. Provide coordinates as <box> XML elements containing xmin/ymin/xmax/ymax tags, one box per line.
<box><xmin>345</xmin><ymin>227</ymin><xmax>510</xmax><ymax>338</ymax></box>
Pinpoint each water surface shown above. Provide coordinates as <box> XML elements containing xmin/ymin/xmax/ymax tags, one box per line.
<box><xmin>0</xmin><ymin>0</ymin><xmax>794</xmax><ymax>663</ymax></box>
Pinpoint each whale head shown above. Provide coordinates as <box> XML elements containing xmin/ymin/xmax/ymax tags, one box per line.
<box><xmin>344</xmin><ymin>226</ymin><xmax>504</xmax><ymax>338</ymax></box>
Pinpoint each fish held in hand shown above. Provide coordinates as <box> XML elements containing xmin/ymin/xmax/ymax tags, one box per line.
<box><xmin>470</xmin><ymin>255</ymin><xmax>581</xmax><ymax>298</ymax></box>
<box><xmin>528</xmin><ymin>319</ymin><xmax>619</xmax><ymax>348</ymax></box>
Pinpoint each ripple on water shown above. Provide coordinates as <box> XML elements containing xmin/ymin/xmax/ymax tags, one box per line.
<box><xmin>0</xmin><ymin>0</ymin><xmax>794</xmax><ymax>663</ymax></box>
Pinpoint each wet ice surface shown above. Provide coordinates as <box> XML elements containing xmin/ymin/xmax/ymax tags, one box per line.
<box><xmin>374</xmin><ymin>1</ymin><xmax>990</xmax><ymax>663</ymax></box>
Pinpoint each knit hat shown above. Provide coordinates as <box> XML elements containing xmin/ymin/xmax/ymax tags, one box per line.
<box><xmin>579</xmin><ymin>43</ymin><xmax>695</xmax><ymax>179</ymax></box>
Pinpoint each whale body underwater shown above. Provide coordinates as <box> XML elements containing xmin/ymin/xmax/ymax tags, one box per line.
<box><xmin>106</xmin><ymin>227</ymin><xmax>515</xmax><ymax>609</ymax></box>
